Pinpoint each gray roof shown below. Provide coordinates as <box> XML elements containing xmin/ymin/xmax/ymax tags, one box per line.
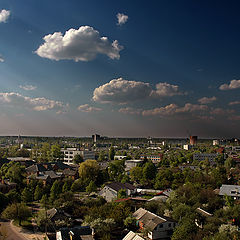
<box><xmin>26</xmin><ymin>164</ymin><xmax>46</xmax><ymax>173</ymax></box>
<box><xmin>219</xmin><ymin>184</ymin><xmax>240</xmax><ymax>197</ymax></box>
<box><xmin>133</xmin><ymin>208</ymin><xmax>176</xmax><ymax>231</ymax></box>
<box><xmin>123</xmin><ymin>231</ymin><xmax>145</xmax><ymax>240</ymax></box>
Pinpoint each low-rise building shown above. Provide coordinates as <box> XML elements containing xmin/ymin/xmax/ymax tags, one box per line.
<box><xmin>125</xmin><ymin>159</ymin><xmax>144</xmax><ymax>172</ymax></box>
<box><xmin>219</xmin><ymin>184</ymin><xmax>240</xmax><ymax>200</ymax></box>
<box><xmin>140</xmin><ymin>154</ymin><xmax>163</xmax><ymax>164</ymax></box>
<box><xmin>99</xmin><ymin>182</ymin><xmax>136</xmax><ymax>202</ymax></box>
<box><xmin>133</xmin><ymin>208</ymin><xmax>177</xmax><ymax>239</ymax></box>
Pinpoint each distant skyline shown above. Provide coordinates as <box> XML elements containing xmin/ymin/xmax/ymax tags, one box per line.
<box><xmin>0</xmin><ymin>0</ymin><xmax>240</xmax><ymax>138</ymax></box>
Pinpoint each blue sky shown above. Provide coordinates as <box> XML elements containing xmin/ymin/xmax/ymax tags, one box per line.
<box><xmin>0</xmin><ymin>0</ymin><xmax>240</xmax><ymax>138</ymax></box>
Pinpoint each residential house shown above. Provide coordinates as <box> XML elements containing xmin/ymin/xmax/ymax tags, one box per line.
<box><xmin>56</xmin><ymin>226</ymin><xmax>94</xmax><ymax>240</ymax></box>
<box><xmin>99</xmin><ymin>182</ymin><xmax>136</xmax><ymax>202</ymax></box>
<box><xmin>125</xmin><ymin>160</ymin><xmax>144</xmax><ymax>172</ymax></box>
<box><xmin>195</xmin><ymin>207</ymin><xmax>213</xmax><ymax>229</ymax></box>
<box><xmin>219</xmin><ymin>184</ymin><xmax>240</xmax><ymax>200</ymax></box>
<box><xmin>62</xmin><ymin>168</ymin><xmax>78</xmax><ymax>180</ymax></box>
<box><xmin>122</xmin><ymin>231</ymin><xmax>145</xmax><ymax>240</ymax></box>
<box><xmin>133</xmin><ymin>208</ymin><xmax>177</xmax><ymax>240</ymax></box>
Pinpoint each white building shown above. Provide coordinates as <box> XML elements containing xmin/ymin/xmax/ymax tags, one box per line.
<box><xmin>213</xmin><ymin>140</ymin><xmax>220</xmax><ymax>146</ymax></box>
<box><xmin>61</xmin><ymin>148</ymin><xmax>95</xmax><ymax>164</ymax></box>
<box><xmin>125</xmin><ymin>159</ymin><xmax>144</xmax><ymax>172</ymax></box>
<box><xmin>114</xmin><ymin>155</ymin><xmax>127</xmax><ymax>160</ymax></box>
<box><xmin>183</xmin><ymin>144</ymin><xmax>193</xmax><ymax>150</ymax></box>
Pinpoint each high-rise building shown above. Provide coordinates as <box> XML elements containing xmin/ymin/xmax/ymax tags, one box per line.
<box><xmin>190</xmin><ymin>136</ymin><xmax>198</xmax><ymax>145</ymax></box>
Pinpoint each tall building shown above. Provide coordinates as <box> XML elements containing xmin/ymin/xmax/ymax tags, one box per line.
<box><xmin>190</xmin><ymin>136</ymin><xmax>198</xmax><ymax>145</ymax></box>
<box><xmin>92</xmin><ymin>134</ymin><xmax>100</xmax><ymax>143</ymax></box>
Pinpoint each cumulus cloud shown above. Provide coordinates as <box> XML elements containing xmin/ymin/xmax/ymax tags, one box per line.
<box><xmin>35</xmin><ymin>26</ymin><xmax>123</xmax><ymax>62</ymax></box>
<box><xmin>142</xmin><ymin>103</ymin><xmax>208</xmax><ymax>116</ymax></box>
<box><xmin>0</xmin><ymin>56</ymin><xmax>4</xmax><ymax>62</ymax></box>
<box><xmin>151</xmin><ymin>82</ymin><xmax>184</xmax><ymax>97</ymax></box>
<box><xmin>93</xmin><ymin>78</ymin><xmax>152</xmax><ymax>103</ymax></box>
<box><xmin>117</xmin><ymin>13</ymin><xmax>128</xmax><ymax>25</ymax></box>
<box><xmin>19</xmin><ymin>85</ymin><xmax>37</xmax><ymax>91</ymax></box>
<box><xmin>0</xmin><ymin>92</ymin><xmax>67</xmax><ymax>112</ymax></box>
<box><xmin>219</xmin><ymin>79</ymin><xmax>240</xmax><ymax>90</ymax></box>
<box><xmin>229</xmin><ymin>101</ymin><xmax>240</xmax><ymax>106</ymax></box>
<box><xmin>0</xmin><ymin>9</ymin><xmax>10</xmax><ymax>23</ymax></box>
<box><xmin>77</xmin><ymin>104</ymin><xmax>102</xmax><ymax>112</ymax></box>
<box><xmin>210</xmin><ymin>108</ymin><xmax>234</xmax><ymax>115</ymax></box>
<box><xmin>142</xmin><ymin>104</ymin><xmax>178</xmax><ymax>116</ymax></box>
<box><xmin>198</xmin><ymin>96</ymin><xmax>217</xmax><ymax>104</ymax></box>
<box><xmin>119</xmin><ymin>107</ymin><xmax>142</xmax><ymax>115</ymax></box>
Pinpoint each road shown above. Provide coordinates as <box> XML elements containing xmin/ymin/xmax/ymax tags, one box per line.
<box><xmin>0</xmin><ymin>220</ymin><xmax>28</xmax><ymax>240</ymax></box>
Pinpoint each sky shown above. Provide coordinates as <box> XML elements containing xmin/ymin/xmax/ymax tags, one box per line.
<box><xmin>0</xmin><ymin>0</ymin><xmax>240</xmax><ymax>138</ymax></box>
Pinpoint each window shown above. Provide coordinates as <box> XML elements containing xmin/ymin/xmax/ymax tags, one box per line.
<box><xmin>159</xmin><ymin>224</ymin><xmax>163</xmax><ymax>228</ymax></box>
<box><xmin>168</xmin><ymin>223</ymin><xmax>171</xmax><ymax>227</ymax></box>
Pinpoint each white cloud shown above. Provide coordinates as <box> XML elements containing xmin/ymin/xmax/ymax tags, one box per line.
<box><xmin>229</xmin><ymin>101</ymin><xmax>240</xmax><ymax>106</ymax></box>
<box><xmin>119</xmin><ymin>107</ymin><xmax>142</xmax><ymax>115</ymax></box>
<box><xmin>219</xmin><ymin>79</ymin><xmax>240</xmax><ymax>90</ymax></box>
<box><xmin>210</xmin><ymin>108</ymin><xmax>234</xmax><ymax>115</ymax></box>
<box><xmin>19</xmin><ymin>85</ymin><xmax>37</xmax><ymax>91</ymax></box>
<box><xmin>198</xmin><ymin>96</ymin><xmax>217</xmax><ymax>104</ymax></box>
<box><xmin>0</xmin><ymin>9</ymin><xmax>10</xmax><ymax>23</ymax></box>
<box><xmin>117</xmin><ymin>13</ymin><xmax>128</xmax><ymax>25</ymax></box>
<box><xmin>0</xmin><ymin>92</ymin><xmax>67</xmax><ymax>112</ymax></box>
<box><xmin>142</xmin><ymin>104</ymin><xmax>178</xmax><ymax>116</ymax></box>
<box><xmin>35</xmin><ymin>26</ymin><xmax>123</xmax><ymax>62</ymax></box>
<box><xmin>151</xmin><ymin>82</ymin><xmax>183</xmax><ymax>97</ymax></box>
<box><xmin>0</xmin><ymin>56</ymin><xmax>4</xmax><ymax>62</ymax></box>
<box><xmin>77</xmin><ymin>104</ymin><xmax>102</xmax><ymax>112</ymax></box>
<box><xmin>93</xmin><ymin>78</ymin><xmax>152</xmax><ymax>103</ymax></box>
<box><xmin>142</xmin><ymin>103</ymin><xmax>208</xmax><ymax>116</ymax></box>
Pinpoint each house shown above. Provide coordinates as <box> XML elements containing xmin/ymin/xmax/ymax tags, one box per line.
<box><xmin>219</xmin><ymin>184</ymin><xmax>240</xmax><ymax>200</ymax></box>
<box><xmin>26</xmin><ymin>163</ymin><xmax>47</xmax><ymax>175</ymax></box>
<box><xmin>122</xmin><ymin>231</ymin><xmax>145</xmax><ymax>240</ymax></box>
<box><xmin>125</xmin><ymin>159</ymin><xmax>144</xmax><ymax>172</ymax></box>
<box><xmin>195</xmin><ymin>207</ymin><xmax>213</xmax><ymax>229</ymax></box>
<box><xmin>99</xmin><ymin>182</ymin><xmax>136</xmax><ymax>202</ymax></box>
<box><xmin>62</xmin><ymin>168</ymin><xmax>78</xmax><ymax>180</ymax></box>
<box><xmin>140</xmin><ymin>154</ymin><xmax>163</xmax><ymax>164</ymax></box>
<box><xmin>133</xmin><ymin>208</ymin><xmax>177</xmax><ymax>240</ymax></box>
<box><xmin>27</xmin><ymin>170</ymin><xmax>63</xmax><ymax>186</ymax></box>
<box><xmin>56</xmin><ymin>226</ymin><xmax>94</xmax><ymax>240</ymax></box>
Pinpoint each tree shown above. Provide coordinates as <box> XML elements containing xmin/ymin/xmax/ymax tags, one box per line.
<box><xmin>124</xmin><ymin>216</ymin><xmax>137</xmax><ymax>230</ymax></box>
<box><xmin>86</xmin><ymin>181</ymin><xmax>97</xmax><ymax>193</ymax></box>
<box><xmin>50</xmin><ymin>144</ymin><xmax>63</xmax><ymax>161</ymax></box>
<box><xmin>73</xmin><ymin>154</ymin><xmax>83</xmax><ymax>164</ymax></box>
<box><xmin>21</xmin><ymin>187</ymin><xmax>32</xmax><ymax>203</ymax></box>
<box><xmin>109</xmin><ymin>146</ymin><xmax>115</xmax><ymax>160</ymax></box>
<box><xmin>143</xmin><ymin>161</ymin><xmax>156</xmax><ymax>181</ymax></box>
<box><xmin>78</xmin><ymin>160</ymin><xmax>100</xmax><ymax>185</ymax></box>
<box><xmin>2</xmin><ymin>203</ymin><xmax>31</xmax><ymax>226</ymax></box>
<box><xmin>34</xmin><ymin>185</ymin><xmax>43</xmax><ymax>201</ymax></box>
<box><xmin>6</xmin><ymin>189</ymin><xmax>21</xmax><ymax>204</ymax></box>
<box><xmin>108</xmin><ymin>160</ymin><xmax>125</xmax><ymax>181</ymax></box>
<box><xmin>98</xmin><ymin>151</ymin><xmax>106</xmax><ymax>162</ymax></box>
<box><xmin>117</xmin><ymin>189</ymin><xmax>127</xmax><ymax>199</ymax></box>
<box><xmin>130</xmin><ymin>166</ymin><xmax>143</xmax><ymax>183</ymax></box>
<box><xmin>50</xmin><ymin>180</ymin><xmax>62</xmax><ymax>202</ymax></box>
<box><xmin>0</xmin><ymin>192</ymin><xmax>9</xmax><ymax>213</ymax></box>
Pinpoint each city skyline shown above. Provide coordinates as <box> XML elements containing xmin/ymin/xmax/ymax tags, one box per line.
<box><xmin>0</xmin><ymin>0</ymin><xmax>240</xmax><ymax>138</ymax></box>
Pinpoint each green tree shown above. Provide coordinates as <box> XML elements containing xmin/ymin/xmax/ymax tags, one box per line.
<box><xmin>78</xmin><ymin>160</ymin><xmax>100</xmax><ymax>185</ymax></box>
<box><xmin>5</xmin><ymin>190</ymin><xmax>21</xmax><ymax>204</ymax></box>
<box><xmin>0</xmin><ymin>192</ymin><xmax>9</xmax><ymax>213</ymax></box>
<box><xmin>50</xmin><ymin>144</ymin><xmax>63</xmax><ymax>161</ymax></box>
<box><xmin>109</xmin><ymin>146</ymin><xmax>115</xmax><ymax>160</ymax></box>
<box><xmin>21</xmin><ymin>187</ymin><xmax>32</xmax><ymax>203</ymax></box>
<box><xmin>2</xmin><ymin>203</ymin><xmax>31</xmax><ymax>226</ymax></box>
<box><xmin>143</xmin><ymin>161</ymin><xmax>156</xmax><ymax>181</ymax></box>
<box><xmin>117</xmin><ymin>189</ymin><xmax>127</xmax><ymax>199</ymax></box>
<box><xmin>73</xmin><ymin>154</ymin><xmax>83</xmax><ymax>164</ymax></box>
<box><xmin>34</xmin><ymin>185</ymin><xmax>43</xmax><ymax>201</ymax></box>
<box><xmin>108</xmin><ymin>160</ymin><xmax>125</xmax><ymax>181</ymax></box>
<box><xmin>86</xmin><ymin>180</ymin><xmax>97</xmax><ymax>193</ymax></box>
<box><xmin>50</xmin><ymin>180</ymin><xmax>62</xmax><ymax>202</ymax></box>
